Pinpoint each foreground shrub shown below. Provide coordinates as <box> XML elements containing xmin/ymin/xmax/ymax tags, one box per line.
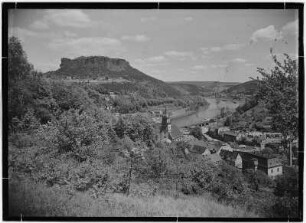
<box><xmin>8</xmin><ymin>178</ymin><xmax>257</xmax><ymax>217</ymax></box>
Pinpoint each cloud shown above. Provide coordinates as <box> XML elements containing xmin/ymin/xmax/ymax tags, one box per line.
<box><xmin>121</xmin><ymin>34</ymin><xmax>150</xmax><ymax>42</ymax></box>
<box><xmin>48</xmin><ymin>37</ymin><xmax>125</xmax><ymax>58</ymax></box>
<box><xmin>192</xmin><ymin>65</ymin><xmax>207</xmax><ymax>70</ymax></box>
<box><xmin>184</xmin><ymin>17</ymin><xmax>193</xmax><ymax>22</ymax></box>
<box><xmin>9</xmin><ymin>27</ymin><xmax>36</xmax><ymax>38</ymax></box>
<box><xmin>135</xmin><ymin>56</ymin><xmax>167</xmax><ymax>64</ymax></box>
<box><xmin>63</xmin><ymin>31</ymin><xmax>77</xmax><ymax>38</ymax></box>
<box><xmin>9</xmin><ymin>27</ymin><xmax>37</xmax><ymax>41</ymax></box>
<box><xmin>223</xmin><ymin>43</ymin><xmax>245</xmax><ymax>51</ymax></box>
<box><xmin>211</xmin><ymin>64</ymin><xmax>227</xmax><ymax>69</ymax></box>
<box><xmin>250</xmin><ymin>20</ymin><xmax>298</xmax><ymax>43</ymax></box>
<box><xmin>29</xmin><ymin>10</ymin><xmax>92</xmax><ymax>29</ymax></box>
<box><xmin>133</xmin><ymin>56</ymin><xmax>168</xmax><ymax>69</ymax></box>
<box><xmin>250</xmin><ymin>25</ymin><xmax>282</xmax><ymax>42</ymax></box>
<box><xmin>232</xmin><ymin>58</ymin><xmax>247</xmax><ymax>63</ymax></box>
<box><xmin>200</xmin><ymin>47</ymin><xmax>210</xmax><ymax>55</ymax></box>
<box><xmin>282</xmin><ymin>19</ymin><xmax>298</xmax><ymax>36</ymax></box>
<box><xmin>164</xmin><ymin>50</ymin><xmax>195</xmax><ymax>60</ymax></box>
<box><xmin>211</xmin><ymin>47</ymin><xmax>222</xmax><ymax>52</ymax></box>
<box><xmin>9</xmin><ymin>26</ymin><xmax>79</xmax><ymax>42</ymax></box>
<box><xmin>147</xmin><ymin>56</ymin><xmax>166</xmax><ymax>63</ymax></box>
<box><xmin>201</xmin><ymin>43</ymin><xmax>245</xmax><ymax>54</ymax></box>
<box><xmin>30</xmin><ymin>20</ymin><xmax>49</xmax><ymax>30</ymax></box>
<box><xmin>140</xmin><ymin>16</ymin><xmax>157</xmax><ymax>23</ymax></box>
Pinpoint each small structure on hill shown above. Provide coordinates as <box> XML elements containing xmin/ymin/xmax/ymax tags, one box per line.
<box><xmin>158</xmin><ymin>107</ymin><xmax>183</xmax><ymax>142</ymax></box>
<box><xmin>223</xmin><ymin>131</ymin><xmax>238</xmax><ymax>142</ymax></box>
<box><xmin>109</xmin><ymin>91</ymin><xmax>117</xmax><ymax>99</ymax></box>
<box><xmin>188</xmin><ymin>140</ymin><xmax>211</xmax><ymax>156</ymax></box>
<box><xmin>240</xmin><ymin>152</ymin><xmax>283</xmax><ymax>178</ymax></box>
<box><xmin>218</xmin><ymin>127</ymin><xmax>230</xmax><ymax>136</ymax></box>
<box><xmin>208</xmin><ymin>153</ymin><xmax>222</xmax><ymax>164</ymax></box>
<box><xmin>218</xmin><ymin>150</ymin><xmax>283</xmax><ymax>178</ymax></box>
<box><xmin>219</xmin><ymin>150</ymin><xmax>242</xmax><ymax>169</ymax></box>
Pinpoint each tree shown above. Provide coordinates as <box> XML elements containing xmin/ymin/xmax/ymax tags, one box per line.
<box><xmin>224</xmin><ymin>116</ymin><xmax>232</xmax><ymax>126</ymax></box>
<box><xmin>114</xmin><ymin>118</ymin><xmax>126</xmax><ymax>139</ymax></box>
<box><xmin>256</xmin><ymin>52</ymin><xmax>298</xmax><ymax>163</ymax></box>
<box><xmin>8</xmin><ymin>37</ymin><xmax>35</xmax><ymax>123</ymax></box>
<box><xmin>8</xmin><ymin>36</ymin><xmax>33</xmax><ymax>82</ymax></box>
<box><xmin>190</xmin><ymin>126</ymin><xmax>203</xmax><ymax>140</ymax></box>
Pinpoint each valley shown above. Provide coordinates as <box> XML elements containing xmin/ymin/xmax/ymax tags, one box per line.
<box><xmin>7</xmin><ymin>36</ymin><xmax>300</xmax><ymax>219</ymax></box>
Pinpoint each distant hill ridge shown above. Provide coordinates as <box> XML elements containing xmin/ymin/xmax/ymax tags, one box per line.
<box><xmin>168</xmin><ymin>81</ymin><xmax>240</xmax><ymax>95</ymax></box>
<box><xmin>224</xmin><ymin>80</ymin><xmax>259</xmax><ymax>95</ymax></box>
<box><xmin>45</xmin><ymin>56</ymin><xmax>182</xmax><ymax>98</ymax></box>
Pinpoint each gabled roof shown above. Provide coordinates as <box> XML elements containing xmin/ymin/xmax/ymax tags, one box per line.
<box><xmin>219</xmin><ymin>150</ymin><xmax>240</xmax><ymax>162</ymax></box>
<box><xmin>209</xmin><ymin>153</ymin><xmax>222</xmax><ymax>163</ymax></box>
<box><xmin>190</xmin><ymin>145</ymin><xmax>209</xmax><ymax>154</ymax></box>
<box><xmin>188</xmin><ymin>140</ymin><xmax>207</xmax><ymax>147</ymax></box>
<box><xmin>187</xmin><ymin>140</ymin><xmax>211</xmax><ymax>154</ymax></box>
<box><xmin>267</xmin><ymin>157</ymin><xmax>282</xmax><ymax>168</ymax></box>
<box><xmin>239</xmin><ymin>151</ymin><xmax>282</xmax><ymax>168</ymax></box>
<box><xmin>170</xmin><ymin>124</ymin><xmax>183</xmax><ymax>139</ymax></box>
<box><xmin>223</xmin><ymin>131</ymin><xmax>238</xmax><ymax>137</ymax></box>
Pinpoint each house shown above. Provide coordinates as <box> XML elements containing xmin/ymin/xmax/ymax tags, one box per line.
<box><xmin>223</xmin><ymin>131</ymin><xmax>238</xmax><ymax>142</ymax></box>
<box><xmin>181</xmin><ymin>135</ymin><xmax>197</xmax><ymax>142</ymax></box>
<box><xmin>264</xmin><ymin>132</ymin><xmax>283</xmax><ymax>144</ymax></box>
<box><xmin>109</xmin><ymin>91</ymin><xmax>117</xmax><ymax>99</ymax></box>
<box><xmin>169</xmin><ymin>124</ymin><xmax>184</xmax><ymax>142</ymax></box>
<box><xmin>201</xmin><ymin>126</ymin><xmax>209</xmax><ymax>134</ymax></box>
<box><xmin>180</xmin><ymin>128</ymin><xmax>190</xmax><ymax>135</ymax></box>
<box><xmin>219</xmin><ymin>150</ymin><xmax>242</xmax><ymax>169</ymax></box>
<box><xmin>152</xmin><ymin>110</ymin><xmax>162</xmax><ymax>117</ymax></box>
<box><xmin>208</xmin><ymin>153</ymin><xmax>222</xmax><ymax>164</ymax></box>
<box><xmin>240</xmin><ymin>152</ymin><xmax>283</xmax><ymax>178</ymax></box>
<box><xmin>218</xmin><ymin>143</ymin><xmax>233</xmax><ymax>155</ymax></box>
<box><xmin>217</xmin><ymin>127</ymin><xmax>230</xmax><ymax>136</ymax></box>
<box><xmin>188</xmin><ymin>140</ymin><xmax>211</xmax><ymax>156</ymax></box>
<box><xmin>263</xmin><ymin>116</ymin><xmax>273</xmax><ymax>124</ymax></box>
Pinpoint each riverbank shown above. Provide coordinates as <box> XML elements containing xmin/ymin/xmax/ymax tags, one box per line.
<box><xmin>171</xmin><ymin>98</ymin><xmax>240</xmax><ymax>127</ymax></box>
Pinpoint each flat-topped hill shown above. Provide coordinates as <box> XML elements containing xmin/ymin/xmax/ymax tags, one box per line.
<box><xmin>45</xmin><ymin>56</ymin><xmax>182</xmax><ymax>98</ymax></box>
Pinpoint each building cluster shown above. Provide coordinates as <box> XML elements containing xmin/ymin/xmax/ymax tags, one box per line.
<box><xmin>150</xmin><ymin>108</ymin><xmax>288</xmax><ymax>179</ymax></box>
<box><xmin>219</xmin><ymin>150</ymin><xmax>283</xmax><ymax>178</ymax></box>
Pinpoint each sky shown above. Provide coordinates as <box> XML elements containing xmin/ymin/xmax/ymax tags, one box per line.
<box><xmin>8</xmin><ymin>9</ymin><xmax>298</xmax><ymax>82</ymax></box>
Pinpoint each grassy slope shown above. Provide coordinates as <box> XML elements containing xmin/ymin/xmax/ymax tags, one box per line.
<box><xmin>9</xmin><ymin>178</ymin><xmax>257</xmax><ymax>217</ymax></box>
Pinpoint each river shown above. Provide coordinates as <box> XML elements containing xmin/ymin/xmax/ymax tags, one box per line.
<box><xmin>171</xmin><ymin>98</ymin><xmax>240</xmax><ymax>127</ymax></box>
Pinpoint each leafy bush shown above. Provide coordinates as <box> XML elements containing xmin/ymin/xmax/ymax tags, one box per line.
<box><xmin>114</xmin><ymin>114</ymin><xmax>156</xmax><ymax>147</ymax></box>
<box><xmin>49</xmin><ymin>109</ymin><xmax>111</xmax><ymax>153</ymax></box>
<box><xmin>271</xmin><ymin>196</ymin><xmax>300</xmax><ymax>218</ymax></box>
<box><xmin>244</xmin><ymin>170</ymin><xmax>274</xmax><ymax>190</ymax></box>
<box><xmin>190</xmin><ymin>126</ymin><xmax>203</xmax><ymax>140</ymax></box>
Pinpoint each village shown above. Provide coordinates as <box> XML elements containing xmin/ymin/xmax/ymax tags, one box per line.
<box><xmin>148</xmin><ymin>106</ymin><xmax>298</xmax><ymax>180</ymax></box>
<box><xmin>96</xmin><ymin>90</ymin><xmax>299</xmax><ymax>180</ymax></box>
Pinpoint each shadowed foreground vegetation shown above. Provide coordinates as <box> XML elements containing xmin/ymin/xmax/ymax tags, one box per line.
<box><xmin>9</xmin><ymin>177</ymin><xmax>256</xmax><ymax>217</ymax></box>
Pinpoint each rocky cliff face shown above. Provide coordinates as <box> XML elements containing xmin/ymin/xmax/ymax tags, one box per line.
<box><xmin>45</xmin><ymin>55</ymin><xmax>182</xmax><ymax>98</ymax></box>
<box><xmin>60</xmin><ymin>56</ymin><xmax>130</xmax><ymax>72</ymax></box>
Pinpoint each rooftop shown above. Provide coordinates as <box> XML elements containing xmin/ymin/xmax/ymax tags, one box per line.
<box><xmin>223</xmin><ymin>131</ymin><xmax>238</xmax><ymax>137</ymax></box>
<box><xmin>219</xmin><ymin>150</ymin><xmax>240</xmax><ymax>162</ymax></box>
<box><xmin>170</xmin><ymin>124</ymin><xmax>183</xmax><ymax>140</ymax></box>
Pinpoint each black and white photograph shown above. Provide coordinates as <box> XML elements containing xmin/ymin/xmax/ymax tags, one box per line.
<box><xmin>3</xmin><ymin>2</ymin><xmax>304</xmax><ymax>220</ymax></box>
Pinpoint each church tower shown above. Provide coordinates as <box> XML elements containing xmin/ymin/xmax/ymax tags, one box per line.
<box><xmin>160</xmin><ymin>107</ymin><xmax>171</xmax><ymax>139</ymax></box>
